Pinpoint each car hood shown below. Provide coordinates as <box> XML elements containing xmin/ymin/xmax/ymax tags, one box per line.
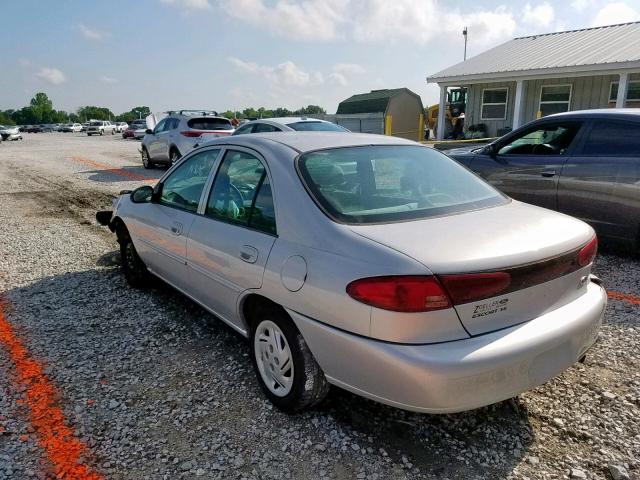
<box><xmin>348</xmin><ymin>200</ymin><xmax>594</xmax><ymax>274</ymax></box>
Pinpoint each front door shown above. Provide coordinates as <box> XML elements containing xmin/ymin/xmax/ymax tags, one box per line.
<box><xmin>476</xmin><ymin>121</ymin><xmax>584</xmax><ymax>210</ymax></box>
<box><xmin>147</xmin><ymin>118</ymin><xmax>171</xmax><ymax>161</ymax></box>
<box><xmin>186</xmin><ymin>148</ymin><xmax>277</xmax><ymax>330</ymax></box>
<box><xmin>131</xmin><ymin>148</ymin><xmax>221</xmax><ymax>287</ymax></box>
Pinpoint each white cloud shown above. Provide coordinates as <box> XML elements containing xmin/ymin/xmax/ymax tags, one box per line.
<box><xmin>36</xmin><ymin>67</ymin><xmax>67</xmax><ymax>85</ymax></box>
<box><xmin>99</xmin><ymin>75</ymin><xmax>118</xmax><ymax>84</ymax></box>
<box><xmin>229</xmin><ymin>57</ymin><xmax>324</xmax><ymax>87</ymax></box>
<box><xmin>160</xmin><ymin>0</ymin><xmax>212</xmax><ymax>10</ymax></box>
<box><xmin>571</xmin><ymin>0</ymin><xmax>595</xmax><ymax>11</ymax></box>
<box><xmin>219</xmin><ymin>0</ymin><xmax>348</xmax><ymax>41</ymax></box>
<box><xmin>229</xmin><ymin>58</ymin><xmax>365</xmax><ymax>88</ymax></box>
<box><xmin>351</xmin><ymin>1</ymin><xmax>516</xmax><ymax>48</ymax></box>
<box><xmin>77</xmin><ymin>23</ymin><xmax>109</xmax><ymax>41</ymax></box>
<box><xmin>18</xmin><ymin>58</ymin><xmax>31</xmax><ymax>68</ymax></box>
<box><xmin>332</xmin><ymin>63</ymin><xmax>366</xmax><ymax>75</ymax></box>
<box><xmin>522</xmin><ymin>2</ymin><xmax>555</xmax><ymax>27</ymax></box>
<box><xmin>591</xmin><ymin>2</ymin><xmax>639</xmax><ymax>26</ymax></box>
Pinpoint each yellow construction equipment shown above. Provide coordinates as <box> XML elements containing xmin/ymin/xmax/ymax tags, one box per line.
<box><xmin>427</xmin><ymin>87</ymin><xmax>467</xmax><ymax>139</ymax></box>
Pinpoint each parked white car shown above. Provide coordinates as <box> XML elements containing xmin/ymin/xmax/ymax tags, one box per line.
<box><xmin>0</xmin><ymin>125</ymin><xmax>22</xmax><ymax>141</ymax></box>
<box><xmin>86</xmin><ymin>120</ymin><xmax>116</xmax><ymax>136</ymax></box>
<box><xmin>61</xmin><ymin>123</ymin><xmax>83</xmax><ymax>133</ymax></box>
<box><xmin>114</xmin><ymin>122</ymin><xmax>128</xmax><ymax>133</ymax></box>
<box><xmin>98</xmin><ymin>132</ymin><xmax>606</xmax><ymax>413</ymax></box>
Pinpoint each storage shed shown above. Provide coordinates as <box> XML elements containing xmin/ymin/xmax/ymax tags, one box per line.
<box><xmin>427</xmin><ymin>22</ymin><xmax>640</xmax><ymax>139</ymax></box>
<box><xmin>335</xmin><ymin>88</ymin><xmax>425</xmax><ymax>140</ymax></box>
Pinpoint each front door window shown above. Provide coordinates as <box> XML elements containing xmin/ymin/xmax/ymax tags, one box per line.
<box><xmin>159</xmin><ymin>149</ymin><xmax>220</xmax><ymax>212</ymax></box>
<box><xmin>497</xmin><ymin>123</ymin><xmax>582</xmax><ymax>156</ymax></box>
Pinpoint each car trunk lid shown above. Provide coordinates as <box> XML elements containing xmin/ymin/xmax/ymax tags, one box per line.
<box><xmin>349</xmin><ymin>201</ymin><xmax>596</xmax><ymax>335</ymax></box>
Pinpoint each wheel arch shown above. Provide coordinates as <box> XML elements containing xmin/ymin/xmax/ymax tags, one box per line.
<box><xmin>239</xmin><ymin>293</ymin><xmax>288</xmax><ymax>335</ymax></box>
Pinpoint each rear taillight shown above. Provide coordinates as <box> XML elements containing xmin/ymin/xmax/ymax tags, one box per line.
<box><xmin>578</xmin><ymin>236</ymin><xmax>598</xmax><ymax>267</ymax></box>
<box><xmin>439</xmin><ymin>272</ymin><xmax>511</xmax><ymax>305</ymax></box>
<box><xmin>180</xmin><ymin>131</ymin><xmax>203</xmax><ymax>138</ymax></box>
<box><xmin>346</xmin><ymin>276</ymin><xmax>451</xmax><ymax>312</ymax></box>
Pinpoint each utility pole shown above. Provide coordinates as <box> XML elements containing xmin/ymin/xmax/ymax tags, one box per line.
<box><xmin>463</xmin><ymin>27</ymin><xmax>468</xmax><ymax>61</ymax></box>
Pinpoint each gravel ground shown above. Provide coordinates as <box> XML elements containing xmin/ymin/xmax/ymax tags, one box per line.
<box><xmin>0</xmin><ymin>133</ymin><xmax>638</xmax><ymax>480</ymax></box>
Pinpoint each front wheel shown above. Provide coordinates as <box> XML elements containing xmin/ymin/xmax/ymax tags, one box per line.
<box><xmin>118</xmin><ymin>228</ymin><xmax>151</xmax><ymax>288</ymax></box>
<box><xmin>250</xmin><ymin>307</ymin><xmax>329</xmax><ymax>412</ymax></box>
<box><xmin>141</xmin><ymin>148</ymin><xmax>153</xmax><ymax>169</ymax></box>
<box><xmin>111</xmin><ymin>129</ymin><xmax>115</xmax><ymax>135</ymax></box>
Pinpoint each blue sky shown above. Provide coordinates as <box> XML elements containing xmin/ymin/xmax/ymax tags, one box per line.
<box><xmin>2</xmin><ymin>0</ymin><xmax>639</xmax><ymax>115</ymax></box>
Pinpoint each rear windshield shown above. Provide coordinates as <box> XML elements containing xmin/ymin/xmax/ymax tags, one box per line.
<box><xmin>298</xmin><ymin>145</ymin><xmax>506</xmax><ymax>224</ymax></box>
<box><xmin>132</xmin><ymin>121</ymin><xmax>146</xmax><ymax>128</ymax></box>
<box><xmin>288</xmin><ymin>121</ymin><xmax>347</xmax><ymax>132</ymax></box>
<box><xmin>187</xmin><ymin>118</ymin><xmax>233</xmax><ymax>131</ymax></box>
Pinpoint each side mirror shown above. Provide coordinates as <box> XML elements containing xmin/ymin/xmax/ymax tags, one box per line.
<box><xmin>131</xmin><ymin>185</ymin><xmax>154</xmax><ymax>203</ymax></box>
<box><xmin>152</xmin><ymin>182</ymin><xmax>163</xmax><ymax>202</ymax></box>
<box><xmin>483</xmin><ymin>143</ymin><xmax>498</xmax><ymax>158</ymax></box>
<box><xmin>146</xmin><ymin>129</ymin><xmax>153</xmax><ymax>135</ymax></box>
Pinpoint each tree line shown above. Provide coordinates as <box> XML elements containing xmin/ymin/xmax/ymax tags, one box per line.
<box><xmin>0</xmin><ymin>92</ymin><xmax>327</xmax><ymax>126</ymax></box>
<box><xmin>0</xmin><ymin>92</ymin><xmax>151</xmax><ymax>125</ymax></box>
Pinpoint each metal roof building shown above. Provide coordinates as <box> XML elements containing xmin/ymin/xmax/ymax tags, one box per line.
<box><xmin>427</xmin><ymin>22</ymin><xmax>640</xmax><ymax>138</ymax></box>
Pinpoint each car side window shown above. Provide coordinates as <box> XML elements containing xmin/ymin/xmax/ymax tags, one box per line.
<box><xmin>582</xmin><ymin>120</ymin><xmax>640</xmax><ymax>156</ymax></box>
<box><xmin>233</xmin><ymin>124</ymin><xmax>253</xmax><ymax>135</ymax></box>
<box><xmin>253</xmin><ymin>123</ymin><xmax>279</xmax><ymax>133</ymax></box>
<box><xmin>206</xmin><ymin>150</ymin><xmax>276</xmax><ymax>234</ymax></box>
<box><xmin>168</xmin><ymin>118</ymin><xmax>179</xmax><ymax>131</ymax></box>
<box><xmin>154</xmin><ymin>118</ymin><xmax>167</xmax><ymax>134</ymax></box>
<box><xmin>497</xmin><ymin>122</ymin><xmax>582</xmax><ymax>156</ymax></box>
<box><xmin>159</xmin><ymin>149</ymin><xmax>220</xmax><ymax>212</ymax></box>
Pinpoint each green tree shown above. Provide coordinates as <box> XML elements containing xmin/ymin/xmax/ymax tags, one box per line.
<box><xmin>116</xmin><ymin>106</ymin><xmax>151</xmax><ymax>122</ymax></box>
<box><xmin>30</xmin><ymin>92</ymin><xmax>54</xmax><ymax>123</ymax></box>
<box><xmin>0</xmin><ymin>111</ymin><xmax>16</xmax><ymax>125</ymax></box>
<box><xmin>295</xmin><ymin>105</ymin><xmax>326</xmax><ymax>115</ymax></box>
<box><xmin>77</xmin><ymin>106</ymin><xmax>114</xmax><ymax>121</ymax></box>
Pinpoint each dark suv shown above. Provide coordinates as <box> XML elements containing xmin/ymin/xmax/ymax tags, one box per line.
<box><xmin>447</xmin><ymin>109</ymin><xmax>640</xmax><ymax>249</ymax></box>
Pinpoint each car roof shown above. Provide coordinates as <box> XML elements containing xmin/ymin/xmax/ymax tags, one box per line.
<box><xmin>200</xmin><ymin>131</ymin><xmax>417</xmax><ymax>154</ymax></box>
<box><xmin>546</xmin><ymin>108</ymin><xmax>640</xmax><ymax>120</ymax></box>
<box><xmin>257</xmin><ymin>117</ymin><xmax>330</xmax><ymax>124</ymax></box>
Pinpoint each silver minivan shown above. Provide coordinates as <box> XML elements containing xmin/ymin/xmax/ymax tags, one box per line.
<box><xmin>99</xmin><ymin>133</ymin><xmax>606</xmax><ymax>413</ymax></box>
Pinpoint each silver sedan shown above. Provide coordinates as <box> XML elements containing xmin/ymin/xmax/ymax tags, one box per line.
<box><xmin>98</xmin><ymin>133</ymin><xmax>606</xmax><ymax>413</ymax></box>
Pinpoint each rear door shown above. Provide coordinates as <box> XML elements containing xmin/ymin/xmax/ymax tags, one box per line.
<box><xmin>130</xmin><ymin>149</ymin><xmax>221</xmax><ymax>287</ymax></box>
<box><xmin>472</xmin><ymin>121</ymin><xmax>584</xmax><ymax>210</ymax></box>
<box><xmin>186</xmin><ymin>148</ymin><xmax>277</xmax><ymax>330</ymax></box>
<box><xmin>558</xmin><ymin>118</ymin><xmax>640</xmax><ymax>243</ymax></box>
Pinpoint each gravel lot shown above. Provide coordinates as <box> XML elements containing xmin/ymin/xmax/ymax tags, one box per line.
<box><xmin>0</xmin><ymin>133</ymin><xmax>638</xmax><ymax>480</ymax></box>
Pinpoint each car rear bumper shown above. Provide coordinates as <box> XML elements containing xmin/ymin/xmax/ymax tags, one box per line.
<box><xmin>290</xmin><ymin>279</ymin><xmax>606</xmax><ymax>413</ymax></box>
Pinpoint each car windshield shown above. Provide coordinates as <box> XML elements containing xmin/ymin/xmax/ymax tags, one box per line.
<box><xmin>288</xmin><ymin>121</ymin><xmax>347</xmax><ymax>132</ymax></box>
<box><xmin>90</xmin><ymin>122</ymin><xmax>102</xmax><ymax>126</ymax></box>
<box><xmin>298</xmin><ymin>145</ymin><xmax>506</xmax><ymax>224</ymax></box>
<box><xmin>187</xmin><ymin>118</ymin><xmax>233</xmax><ymax>130</ymax></box>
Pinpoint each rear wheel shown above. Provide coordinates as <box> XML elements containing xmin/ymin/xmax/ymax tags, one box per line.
<box><xmin>117</xmin><ymin>226</ymin><xmax>151</xmax><ymax>288</ymax></box>
<box><xmin>142</xmin><ymin>147</ymin><xmax>153</xmax><ymax>169</ymax></box>
<box><xmin>250</xmin><ymin>306</ymin><xmax>329</xmax><ymax>412</ymax></box>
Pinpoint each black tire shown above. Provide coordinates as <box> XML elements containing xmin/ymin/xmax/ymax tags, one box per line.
<box><xmin>141</xmin><ymin>147</ymin><xmax>153</xmax><ymax>169</ymax></box>
<box><xmin>100</xmin><ymin>129</ymin><xmax>104</xmax><ymax>136</ymax></box>
<box><xmin>169</xmin><ymin>148</ymin><xmax>181</xmax><ymax>164</ymax></box>
<box><xmin>117</xmin><ymin>226</ymin><xmax>151</xmax><ymax>288</ymax></box>
<box><xmin>111</xmin><ymin>129</ymin><xmax>115</xmax><ymax>135</ymax></box>
<box><xmin>250</xmin><ymin>306</ymin><xmax>329</xmax><ymax>412</ymax></box>
<box><xmin>87</xmin><ymin>133</ymin><xmax>92</xmax><ymax>136</ymax></box>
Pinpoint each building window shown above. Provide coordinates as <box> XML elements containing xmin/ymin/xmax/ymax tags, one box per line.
<box><xmin>539</xmin><ymin>84</ymin><xmax>572</xmax><ymax>116</ymax></box>
<box><xmin>609</xmin><ymin>81</ymin><xmax>640</xmax><ymax>103</ymax></box>
<box><xmin>481</xmin><ymin>88</ymin><xmax>508</xmax><ymax>120</ymax></box>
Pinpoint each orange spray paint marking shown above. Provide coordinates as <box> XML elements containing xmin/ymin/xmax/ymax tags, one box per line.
<box><xmin>0</xmin><ymin>299</ymin><xmax>103</xmax><ymax>480</ymax></box>
<box><xmin>608</xmin><ymin>290</ymin><xmax>640</xmax><ymax>306</ymax></box>
<box><xmin>71</xmin><ymin>156</ymin><xmax>157</xmax><ymax>183</ymax></box>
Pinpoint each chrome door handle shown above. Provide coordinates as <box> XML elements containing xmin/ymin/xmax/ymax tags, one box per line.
<box><xmin>541</xmin><ymin>170</ymin><xmax>556</xmax><ymax>177</ymax></box>
<box><xmin>239</xmin><ymin>245</ymin><xmax>258</xmax><ymax>264</ymax></box>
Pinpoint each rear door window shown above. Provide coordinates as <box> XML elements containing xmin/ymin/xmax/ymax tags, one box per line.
<box><xmin>206</xmin><ymin>150</ymin><xmax>276</xmax><ymax>234</ymax></box>
<box><xmin>288</xmin><ymin>121</ymin><xmax>347</xmax><ymax>132</ymax></box>
<box><xmin>187</xmin><ymin>118</ymin><xmax>233</xmax><ymax>131</ymax></box>
<box><xmin>581</xmin><ymin>120</ymin><xmax>640</xmax><ymax>156</ymax></box>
